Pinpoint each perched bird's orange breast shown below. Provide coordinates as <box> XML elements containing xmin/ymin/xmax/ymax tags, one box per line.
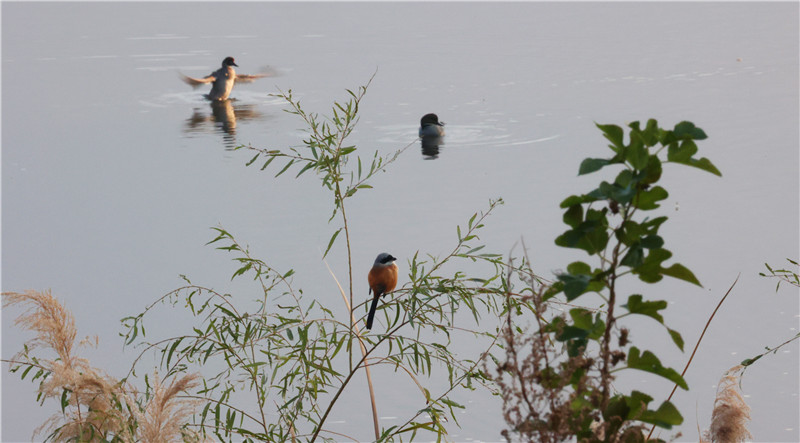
<box><xmin>368</xmin><ymin>263</ymin><xmax>398</xmax><ymax>295</ymax></box>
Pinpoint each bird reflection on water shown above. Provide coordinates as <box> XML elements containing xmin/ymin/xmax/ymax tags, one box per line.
<box><xmin>420</xmin><ymin>135</ymin><xmax>444</xmax><ymax>159</ymax></box>
<box><xmin>183</xmin><ymin>99</ymin><xmax>268</xmax><ymax>150</ymax></box>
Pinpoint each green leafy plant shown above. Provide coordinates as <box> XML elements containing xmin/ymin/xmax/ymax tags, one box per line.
<box><xmin>492</xmin><ymin>119</ymin><xmax>720</xmax><ymax>442</ymax></box>
<box><xmin>120</xmin><ymin>78</ymin><xmax>519</xmax><ymax>442</ymax></box>
<box><xmin>742</xmin><ymin>259</ymin><xmax>800</xmax><ymax>368</ymax></box>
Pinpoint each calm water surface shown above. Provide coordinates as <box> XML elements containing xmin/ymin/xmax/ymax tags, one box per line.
<box><xmin>3</xmin><ymin>3</ymin><xmax>798</xmax><ymax>441</ymax></box>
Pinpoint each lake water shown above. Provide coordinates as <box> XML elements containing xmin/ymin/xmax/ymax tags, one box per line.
<box><xmin>2</xmin><ymin>2</ymin><xmax>798</xmax><ymax>442</ymax></box>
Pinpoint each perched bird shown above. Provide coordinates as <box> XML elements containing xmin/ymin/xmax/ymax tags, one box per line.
<box><xmin>419</xmin><ymin>113</ymin><xmax>445</xmax><ymax>137</ymax></box>
<box><xmin>180</xmin><ymin>56</ymin><xmax>268</xmax><ymax>101</ymax></box>
<box><xmin>366</xmin><ymin>253</ymin><xmax>399</xmax><ymax>330</ymax></box>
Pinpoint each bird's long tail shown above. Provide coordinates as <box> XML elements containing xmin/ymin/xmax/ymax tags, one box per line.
<box><xmin>366</xmin><ymin>293</ymin><xmax>381</xmax><ymax>330</ymax></box>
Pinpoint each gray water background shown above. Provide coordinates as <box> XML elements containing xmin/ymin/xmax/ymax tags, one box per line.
<box><xmin>2</xmin><ymin>2</ymin><xmax>798</xmax><ymax>441</ymax></box>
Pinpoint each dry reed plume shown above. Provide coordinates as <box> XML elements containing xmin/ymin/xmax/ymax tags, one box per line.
<box><xmin>701</xmin><ymin>365</ymin><xmax>752</xmax><ymax>443</ymax></box>
<box><xmin>3</xmin><ymin>290</ymin><xmax>201</xmax><ymax>442</ymax></box>
<box><xmin>134</xmin><ymin>371</ymin><xmax>202</xmax><ymax>443</ymax></box>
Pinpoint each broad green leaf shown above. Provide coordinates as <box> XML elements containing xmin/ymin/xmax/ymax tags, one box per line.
<box><xmin>686</xmin><ymin>157</ymin><xmax>722</xmax><ymax>176</ymax></box>
<box><xmin>673</xmin><ymin>121</ymin><xmax>708</xmax><ymax>140</ymax></box>
<box><xmin>579</xmin><ymin>158</ymin><xmax>610</xmax><ymax>175</ymax></box>
<box><xmin>661</xmin><ymin>263</ymin><xmax>702</xmax><ymax>286</ymax></box>
<box><xmin>667</xmin><ymin>140</ymin><xmax>698</xmax><ymax>162</ymax></box>
<box><xmin>634</xmin><ymin>185</ymin><xmax>668</xmax><ymax>210</ymax></box>
<box><xmin>634</xmin><ymin>248</ymin><xmax>672</xmax><ymax>283</ymax></box>
<box><xmin>596</xmin><ymin>123</ymin><xmax>625</xmax><ymax>150</ymax></box>
<box><xmin>627</xmin><ymin>347</ymin><xmax>688</xmax><ymax>389</ymax></box>
<box><xmin>620</xmin><ymin>245</ymin><xmax>644</xmax><ymax>268</ymax></box>
<box><xmin>563</xmin><ymin>204</ymin><xmax>583</xmax><ymax>228</ymax></box>
<box><xmin>668</xmin><ymin>328</ymin><xmax>685</xmax><ymax>351</ymax></box>
<box><xmin>566</xmin><ymin>261</ymin><xmax>592</xmax><ymax>275</ymax></box>
<box><xmin>641</xmin><ymin>119</ymin><xmax>660</xmax><ymax>146</ymax></box>
<box><xmin>560</xmin><ymin>194</ymin><xmax>599</xmax><ymax>208</ymax></box>
<box><xmin>623</xmin><ymin>294</ymin><xmax>666</xmax><ymax>324</ymax></box>
<box><xmin>558</xmin><ymin>272</ymin><xmax>590</xmax><ymax>300</ymax></box>
<box><xmin>641</xmin><ymin>154</ymin><xmax>663</xmax><ymax>185</ymax></box>
<box><xmin>626</xmin><ymin>134</ymin><xmax>649</xmax><ymax>170</ymax></box>
<box><xmin>639</xmin><ymin>400</ymin><xmax>684</xmax><ymax>428</ymax></box>
<box><xmin>640</xmin><ymin>234</ymin><xmax>664</xmax><ymax>249</ymax></box>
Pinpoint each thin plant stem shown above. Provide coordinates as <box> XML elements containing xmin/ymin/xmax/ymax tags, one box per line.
<box><xmin>645</xmin><ymin>274</ymin><xmax>739</xmax><ymax>441</ymax></box>
<box><xmin>322</xmin><ymin>258</ymin><xmax>380</xmax><ymax>441</ymax></box>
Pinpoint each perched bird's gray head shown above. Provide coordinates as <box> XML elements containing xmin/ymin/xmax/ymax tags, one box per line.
<box><xmin>222</xmin><ymin>56</ymin><xmax>238</xmax><ymax>67</ymax></box>
<box><xmin>374</xmin><ymin>253</ymin><xmax>397</xmax><ymax>266</ymax></box>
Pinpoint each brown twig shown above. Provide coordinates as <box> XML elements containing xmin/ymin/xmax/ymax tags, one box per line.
<box><xmin>645</xmin><ymin>274</ymin><xmax>740</xmax><ymax>441</ymax></box>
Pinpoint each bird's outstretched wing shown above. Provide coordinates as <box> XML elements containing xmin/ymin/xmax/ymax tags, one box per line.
<box><xmin>234</xmin><ymin>73</ymin><xmax>266</xmax><ymax>84</ymax></box>
<box><xmin>180</xmin><ymin>73</ymin><xmax>216</xmax><ymax>89</ymax></box>
<box><xmin>235</xmin><ymin>66</ymin><xmax>280</xmax><ymax>84</ymax></box>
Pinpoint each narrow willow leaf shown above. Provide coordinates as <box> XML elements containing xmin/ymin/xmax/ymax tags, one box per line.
<box><xmin>295</xmin><ymin>162</ymin><xmax>316</xmax><ymax>178</ymax></box>
<box><xmin>275</xmin><ymin>159</ymin><xmax>295</xmax><ymax>177</ymax></box>
<box><xmin>246</xmin><ymin>153</ymin><xmax>260</xmax><ymax>166</ymax></box>
<box><xmin>260</xmin><ymin>155</ymin><xmax>276</xmax><ymax>171</ymax></box>
<box><xmin>323</xmin><ymin>228</ymin><xmax>342</xmax><ymax>258</ymax></box>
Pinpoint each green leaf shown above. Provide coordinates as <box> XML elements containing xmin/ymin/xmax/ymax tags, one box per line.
<box><xmin>640</xmin><ymin>235</ymin><xmax>664</xmax><ymax>249</ymax></box>
<box><xmin>627</xmin><ymin>347</ymin><xmax>688</xmax><ymax>389</ymax></box>
<box><xmin>640</xmin><ymin>400</ymin><xmax>684</xmax><ymax>428</ymax></box>
<box><xmin>673</xmin><ymin>121</ymin><xmax>707</xmax><ymax>140</ymax></box>
<box><xmin>596</xmin><ymin>123</ymin><xmax>625</xmax><ymax>150</ymax></box>
<box><xmin>555</xmin><ymin>209</ymin><xmax>610</xmax><ymax>255</ymax></box>
<box><xmin>634</xmin><ymin>185</ymin><xmax>668</xmax><ymax>210</ymax></box>
<box><xmin>560</xmin><ymin>194</ymin><xmax>599</xmax><ymax>208</ymax></box>
<box><xmin>661</xmin><ymin>263</ymin><xmax>702</xmax><ymax>287</ymax></box>
<box><xmin>579</xmin><ymin>158</ymin><xmax>610</xmax><ymax>175</ymax></box>
<box><xmin>295</xmin><ymin>161</ymin><xmax>316</xmax><ymax>178</ymax></box>
<box><xmin>620</xmin><ymin>245</ymin><xmax>644</xmax><ymax>268</ymax></box>
<box><xmin>623</xmin><ymin>295</ymin><xmax>666</xmax><ymax>324</ymax></box>
<box><xmin>323</xmin><ymin>228</ymin><xmax>342</xmax><ymax>258</ymax></box>
<box><xmin>275</xmin><ymin>159</ymin><xmax>295</xmax><ymax>177</ymax></box>
<box><xmin>641</xmin><ymin>154</ymin><xmax>663</xmax><ymax>185</ymax></box>
<box><xmin>566</xmin><ymin>261</ymin><xmax>592</xmax><ymax>275</ymax></box>
<box><xmin>667</xmin><ymin>140</ymin><xmax>698</xmax><ymax>162</ymax></box>
<box><xmin>640</xmin><ymin>119</ymin><xmax>660</xmax><ymax>146</ymax></box>
<box><xmin>626</xmin><ymin>134</ymin><xmax>649</xmax><ymax>170</ymax></box>
<box><xmin>686</xmin><ymin>157</ymin><xmax>722</xmax><ymax>176</ymax></box>
<box><xmin>441</xmin><ymin>398</ymin><xmax>465</xmax><ymax>409</ymax></box>
<box><xmin>557</xmin><ymin>271</ymin><xmax>590</xmax><ymax>300</ymax></box>
<box><xmin>634</xmin><ymin>248</ymin><xmax>671</xmax><ymax>283</ymax></box>
<box><xmin>667</xmin><ymin>328</ymin><xmax>685</xmax><ymax>351</ymax></box>
<box><xmin>246</xmin><ymin>153</ymin><xmax>260</xmax><ymax>166</ymax></box>
<box><xmin>563</xmin><ymin>205</ymin><xmax>583</xmax><ymax>228</ymax></box>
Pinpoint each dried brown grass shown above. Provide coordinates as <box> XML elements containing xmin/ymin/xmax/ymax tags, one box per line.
<box><xmin>702</xmin><ymin>365</ymin><xmax>753</xmax><ymax>443</ymax></box>
<box><xmin>3</xmin><ymin>290</ymin><xmax>201</xmax><ymax>442</ymax></box>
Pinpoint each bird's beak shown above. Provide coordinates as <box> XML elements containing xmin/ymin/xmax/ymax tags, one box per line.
<box><xmin>232</xmin><ymin>62</ymin><xmax>239</xmax><ymax>67</ymax></box>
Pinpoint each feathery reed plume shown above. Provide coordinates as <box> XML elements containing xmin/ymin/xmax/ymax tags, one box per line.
<box><xmin>135</xmin><ymin>371</ymin><xmax>202</xmax><ymax>443</ymax></box>
<box><xmin>4</xmin><ymin>289</ymin><xmax>77</xmax><ymax>365</ymax></box>
<box><xmin>3</xmin><ymin>290</ymin><xmax>202</xmax><ymax>442</ymax></box>
<box><xmin>703</xmin><ymin>365</ymin><xmax>752</xmax><ymax>442</ymax></box>
<box><xmin>3</xmin><ymin>290</ymin><xmax>134</xmax><ymax>441</ymax></box>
